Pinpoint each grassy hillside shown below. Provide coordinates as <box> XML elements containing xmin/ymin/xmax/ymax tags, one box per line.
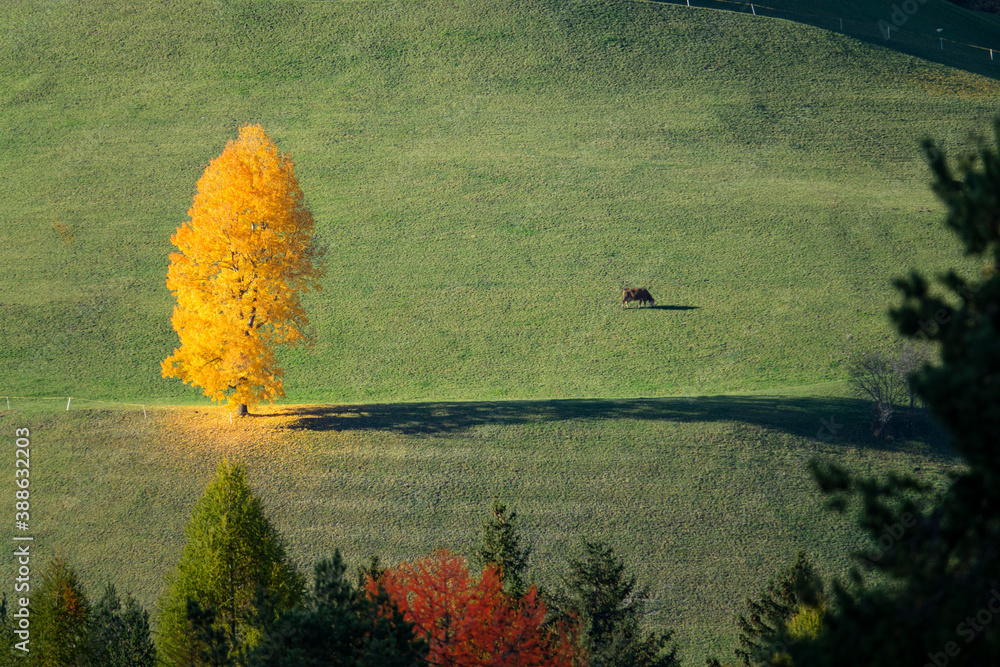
<box><xmin>0</xmin><ymin>2</ymin><xmax>989</xmax><ymax>660</ymax></box>
<box><xmin>1</xmin><ymin>0</ymin><xmax>997</xmax><ymax>404</ymax></box>
<box><xmin>0</xmin><ymin>399</ymin><xmax>959</xmax><ymax>662</ymax></box>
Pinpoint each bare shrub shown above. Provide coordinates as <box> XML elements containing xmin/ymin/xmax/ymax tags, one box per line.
<box><xmin>847</xmin><ymin>340</ymin><xmax>934</xmax><ymax>438</ymax></box>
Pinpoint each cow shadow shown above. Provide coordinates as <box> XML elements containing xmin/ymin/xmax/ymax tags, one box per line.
<box><xmin>649</xmin><ymin>305</ymin><xmax>699</xmax><ymax>311</ymax></box>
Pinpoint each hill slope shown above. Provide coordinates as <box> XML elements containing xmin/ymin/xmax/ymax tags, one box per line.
<box><xmin>0</xmin><ymin>399</ymin><xmax>959</xmax><ymax>662</ymax></box>
<box><xmin>1</xmin><ymin>0</ymin><xmax>995</xmax><ymax>404</ymax></box>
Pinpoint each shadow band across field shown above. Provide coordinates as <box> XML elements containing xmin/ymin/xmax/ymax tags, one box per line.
<box><xmin>281</xmin><ymin>395</ymin><xmax>953</xmax><ymax>455</ymax></box>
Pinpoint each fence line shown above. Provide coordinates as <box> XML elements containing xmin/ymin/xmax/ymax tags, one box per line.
<box><xmin>1</xmin><ymin>395</ymin><xmax>176</xmax><ymax>416</ymax></box>
<box><xmin>643</xmin><ymin>0</ymin><xmax>1000</xmax><ymax>67</ymax></box>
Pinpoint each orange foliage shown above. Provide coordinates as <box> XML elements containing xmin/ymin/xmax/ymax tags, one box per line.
<box><xmin>369</xmin><ymin>549</ymin><xmax>581</xmax><ymax>667</ymax></box>
<box><xmin>58</xmin><ymin>580</ymin><xmax>86</xmax><ymax>620</ymax></box>
<box><xmin>162</xmin><ymin>124</ymin><xmax>324</xmax><ymax>410</ymax></box>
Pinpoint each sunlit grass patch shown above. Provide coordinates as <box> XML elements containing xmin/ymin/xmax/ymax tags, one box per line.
<box><xmin>915</xmin><ymin>68</ymin><xmax>1000</xmax><ymax>99</ymax></box>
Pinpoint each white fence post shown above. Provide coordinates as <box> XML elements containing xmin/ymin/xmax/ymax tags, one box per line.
<box><xmin>66</xmin><ymin>397</ymin><xmax>71</xmax><ymax>411</ymax></box>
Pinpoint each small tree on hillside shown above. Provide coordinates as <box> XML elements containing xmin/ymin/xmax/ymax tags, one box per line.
<box><xmin>846</xmin><ymin>339</ymin><xmax>933</xmax><ymax>437</ymax></box>
<box><xmin>556</xmin><ymin>541</ymin><xmax>680</xmax><ymax>667</ymax></box>
<box><xmin>846</xmin><ymin>348</ymin><xmax>904</xmax><ymax>437</ymax></box>
<box><xmin>162</xmin><ymin>123</ymin><xmax>325</xmax><ymax>416</ymax></box>
<box><xmin>31</xmin><ymin>557</ymin><xmax>90</xmax><ymax>666</ymax></box>
<box><xmin>475</xmin><ymin>498</ymin><xmax>533</xmax><ymax>599</ymax></box>
<box><xmin>155</xmin><ymin>460</ymin><xmax>305</xmax><ymax>664</ymax></box>
<box><xmin>88</xmin><ymin>583</ymin><xmax>157</xmax><ymax>666</ymax></box>
<box><xmin>734</xmin><ymin>551</ymin><xmax>823</xmax><ymax>667</ymax></box>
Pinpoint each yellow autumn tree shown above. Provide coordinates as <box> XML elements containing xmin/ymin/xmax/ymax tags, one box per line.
<box><xmin>162</xmin><ymin>124</ymin><xmax>325</xmax><ymax>416</ymax></box>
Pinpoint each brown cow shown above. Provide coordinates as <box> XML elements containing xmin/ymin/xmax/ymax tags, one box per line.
<box><xmin>622</xmin><ymin>288</ymin><xmax>654</xmax><ymax>308</ymax></box>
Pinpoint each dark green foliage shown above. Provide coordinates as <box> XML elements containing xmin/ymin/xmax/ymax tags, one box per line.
<box><xmin>734</xmin><ymin>551</ymin><xmax>822</xmax><ymax>667</ymax></box>
<box><xmin>31</xmin><ymin>556</ymin><xmax>90</xmax><ymax>666</ymax></box>
<box><xmin>155</xmin><ymin>460</ymin><xmax>305</xmax><ymax>665</ymax></box>
<box><xmin>355</xmin><ymin>555</ymin><xmax>383</xmax><ymax>591</ymax></box>
<box><xmin>187</xmin><ymin>599</ymin><xmax>233</xmax><ymax>667</ymax></box>
<box><xmin>559</xmin><ymin>541</ymin><xmax>680</xmax><ymax>667</ymax></box>
<box><xmin>790</xmin><ymin>118</ymin><xmax>1000</xmax><ymax>665</ymax></box>
<box><xmin>88</xmin><ymin>583</ymin><xmax>157</xmax><ymax>666</ymax></box>
<box><xmin>0</xmin><ymin>595</ymin><xmax>17</xmax><ymax>667</ymax></box>
<box><xmin>475</xmin><ymin>498</ymin><xmax>532</xmax><ymax>598</ymax></box>
<box><xmin>247</xmin><ymin>549</ymin><xmax>427</xmax><ymax>666</ymax></box>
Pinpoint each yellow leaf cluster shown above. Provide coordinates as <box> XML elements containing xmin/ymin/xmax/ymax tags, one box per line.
<box><xmin>162</xmin><ymin>124</ymin><xmax>325</xmax><ymax>411</ymax></box>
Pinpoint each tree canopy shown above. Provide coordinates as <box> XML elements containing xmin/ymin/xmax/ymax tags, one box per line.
<box><xmin>247</xmin><ymin>549</ymin><xmax>427</xmax><ymax>666</ymax></box>
<box><xmin>557</xmin><ymin>541</ymin><xmax>680</xmax><ymax>667</ymax></box>
<box><xmin>31</xmin><ymin>556</ymin><xmax>91</xmax><ymax>667</ymax></box>
<box><xmin>161</xmin><ymin>123</ymin><xmax>325</xmax><ymax>415</ymax></box>
<box><xmin>475</xmin><ymin>498</ymin><xmax>533</xmax><ymax>599</ymax></box>
<box><xmin>372</xmin><ymin>548</ymin><xmax>580</xmax><ymax>666</ymax></box>
<box><xmin>155</xmin><ymin>460</ymin><xmax>305</xmax><ymax>664</ymax></box>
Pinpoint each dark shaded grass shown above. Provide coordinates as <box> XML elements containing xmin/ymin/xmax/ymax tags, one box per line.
<box><xmin>283</xmin><ymin>394</ymin><xmax>952</xmax><ymax>455</ymax></box>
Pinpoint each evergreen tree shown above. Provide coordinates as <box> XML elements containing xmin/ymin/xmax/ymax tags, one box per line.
<box><xmin>474</xmin><ymin>498</ymin><xmax>532</xmax><ymax>598</ymax></box>
<box><xmin>155</xmin><ymin>460</ymin><xmax>304</xmax><ymax>664</ymax></box>
<box><xmin>248</xmin><ymin>549</ymin><xmax>427</xmax><ymax>666</ymax></box>
<box><xmin>186</xmin><ymin>599</ymin><xmax>234</xmax><ymax>667</ymax></box>
<box><xmin>87</xmin><ymin>583</ymin><xmax>157</xmax><ymax>666</ymax></box>
<box><xmin>734</xmin><ymin>551</ymin><xmax>823</xmax><ymax>667</ymax></box>
<box><xmin>788</xmin><ymin>118</ymin><xmax>1000</xmax><ymax>665</ymax></box>
<box><xmin>31</xmin><ymin>556</ymin><xmax>90</xmax><ymax>666</ymax></box>
<box><xmin>559</xmin><ymin>541</ymin><xmax>680</xmax><ymax>667</ymax></box>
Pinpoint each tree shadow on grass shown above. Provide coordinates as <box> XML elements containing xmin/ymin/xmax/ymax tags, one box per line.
<box><xmin>282</xmin><ymin>395</ymin><xmax>954</xmax><ymax>457</ymax></box>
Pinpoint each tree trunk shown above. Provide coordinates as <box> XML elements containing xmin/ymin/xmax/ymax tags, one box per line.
<box><xmin>237</xmin><ymin>403</ymin><xmax>248</xmax><ymax>417</ymax></box>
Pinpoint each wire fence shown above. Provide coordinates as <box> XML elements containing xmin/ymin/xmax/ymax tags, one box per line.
<box><xmin>0</xmin><ymin>396</ymin><xmax>166</xmax><ymax>417</ymax></box>
<box><xmin>649</xmin><ymin>0</ymin><xmax>1000</xmax><ymax>73</ymax></box>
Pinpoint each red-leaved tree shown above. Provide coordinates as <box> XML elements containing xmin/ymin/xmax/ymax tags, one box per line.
<box><xmin>368</xmin><ymin>549</ymin><xmax>580</xmax><ymax>667</ymax></box>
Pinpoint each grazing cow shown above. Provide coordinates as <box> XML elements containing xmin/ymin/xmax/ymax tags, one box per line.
<box><xmin>622</xmin><ymin>288</ymin><xmax>654</xmax><ymax>308</ymax></box>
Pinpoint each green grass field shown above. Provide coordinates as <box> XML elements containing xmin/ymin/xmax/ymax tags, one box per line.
<box><xmin>0</xmin><ymin>399</ymin><xmax>960</xmax><ymax>662</ymax></box>
<box><xmin>0</xmin><ymin>0</ymin><xmax>996</xmax><ymax>662</ymax></box>
<box><xmin>1</xmin><ymin>0</ymin><xmax>997</xmax><ymax>402</ymax></box>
